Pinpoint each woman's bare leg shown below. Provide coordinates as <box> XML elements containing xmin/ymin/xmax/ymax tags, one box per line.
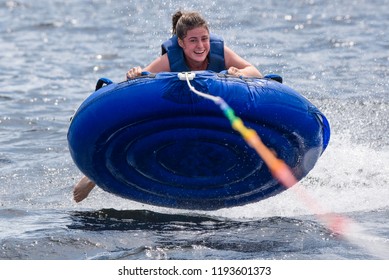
<box><xmin>73</xmin><ymin>176</ymin><xmax>96</xmax><ymax>202</ymax></box>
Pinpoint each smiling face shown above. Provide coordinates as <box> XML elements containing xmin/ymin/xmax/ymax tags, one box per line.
<box><xmin>178</xmin><ymin>27</ymin><xmax>210</xmax><ymax>70</ymax></box>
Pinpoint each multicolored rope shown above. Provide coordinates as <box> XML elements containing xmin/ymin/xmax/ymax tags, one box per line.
<box><xmin>182</xmin><ymin>72</ymin><xmax>297</xmax><ymax>188</ymax></box>
<box><xmin>181</xmin><ymin>72</ymin><xmax>389</xmax><ymax>259</ymax></box>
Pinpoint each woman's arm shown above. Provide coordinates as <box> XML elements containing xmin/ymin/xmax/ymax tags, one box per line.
<box><xmin>143</xmin><ymin>53</ymin><xmax>171</xmax><ymax>73</ymax></box>
<box><xmin>126</xmin><ymin>54</ymin><xmax>170</xmax><ymax>79</ymax></box>
<box><xmin>224</xmin><ymin>46</ymin><xmax>263</xmax><ymax>78</ymax></box>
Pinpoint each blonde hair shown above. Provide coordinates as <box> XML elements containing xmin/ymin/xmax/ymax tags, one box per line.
<box><xmin>172</xmin><ymin>11</ymin><xmax>209</xmax><ymax>39</ymax></box>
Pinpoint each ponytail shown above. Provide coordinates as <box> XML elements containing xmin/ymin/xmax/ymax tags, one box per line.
<box><xmin>172</xmin><ymin>11</ymin><xmax>183</xmax><ymax>35</ymax></box>
<box><xmin>171</xmin><ymin>11</ymin><xmax>209</xmax><ymax>39</ymax></box>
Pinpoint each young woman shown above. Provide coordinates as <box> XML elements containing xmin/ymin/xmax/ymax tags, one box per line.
<box><xmin>126</xmin><ymin>11</ymin><xmax>262</xmax><ymax>79</ymax></box>
<box><xmin>73</xmin><ymin>11</ymin><xmax>262</xmax><ymax>203</ymax></box>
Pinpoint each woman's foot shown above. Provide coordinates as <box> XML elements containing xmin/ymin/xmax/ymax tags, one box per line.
<box><xmin>73</xmin><ymin>176</ymin><xmax>96</xmax><ymax>202</ymax></box>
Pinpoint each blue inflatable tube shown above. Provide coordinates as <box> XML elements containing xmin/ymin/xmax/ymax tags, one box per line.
<box><xmin>68</xmin><ymin>71</ymin><xmax>330</xmax><ymax>210</ymax></box>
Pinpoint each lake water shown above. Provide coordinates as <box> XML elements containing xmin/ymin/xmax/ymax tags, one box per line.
<box><xmin>0</xmin><ymin>0</ymin><xmax>388</xmax><ymax>260</ymax></box>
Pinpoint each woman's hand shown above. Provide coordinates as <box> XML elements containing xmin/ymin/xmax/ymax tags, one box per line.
<box><xmin>227</xmin><ymin>66</ymin><xmax>243</xmax><ymax>77</ymax></box>
<box><xmin>126</xmin><ymin>66</ymin><xmax>142</xmax><ymax>80</ymax></box>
